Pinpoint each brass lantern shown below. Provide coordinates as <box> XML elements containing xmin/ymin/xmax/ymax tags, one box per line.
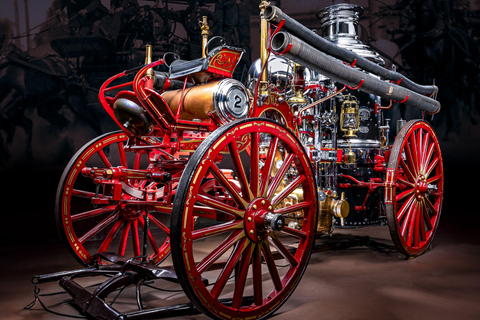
<box><xmin>340</xmin><ymin>94</ymin><xmax>360</xmax><ymax>138</ymax></box>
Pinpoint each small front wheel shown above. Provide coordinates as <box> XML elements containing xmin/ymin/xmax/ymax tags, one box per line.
<box><xmin>386</xmin><ymin>120</ymin><xmax>444</xmax><ymax>257</ymax></box>
<box><xmin>171</xmin><ymin>119</ymin><xmax>318</xmax><ymax>320</ymax></box>
<box><xmin>56</xmin><ymin>131</ymin><xmax>171</xmax><ymax>266</ymax></box>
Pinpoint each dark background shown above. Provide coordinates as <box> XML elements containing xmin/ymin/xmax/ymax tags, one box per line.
<box><xmin>1</xmin><ymin>0</ymin><xmax>479</xmax><ymax>251</ymax></box>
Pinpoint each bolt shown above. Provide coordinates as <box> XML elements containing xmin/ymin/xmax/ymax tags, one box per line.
<box><xmin>268</xmin><ymin>206</ymin><xmax>272</xmax><ymax>210</ymax></box>
<box><xmin>249</xmin><ymin>230</ymin><xmax>254</xmax><ymax>235</ymax></box>
<box><xmin>248</xmin><ymin>217</ymin><xmax>252</xmax><ymax>223</ymax></box>
<box><xmin>261</xmin><ymin>200</ymin><xmax>266</xmax><ymax>205</ymax></box>
<box><xmin>253</xmin><ymin>205</ymin><xmax>257</xmax><ymax>210</ymax></box>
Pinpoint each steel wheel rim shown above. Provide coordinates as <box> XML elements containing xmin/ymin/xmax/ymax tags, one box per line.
<box><xmin>171</xmin><ymin>119</ymin><xmax>318</xmax><ymax>320</ymax></box>
<box><xmin>386</xmin><ymin>120</ymin><xmax>444</xmax><ymax>256</ymax></box>
<box><xmin>56</xmin><ymin>131</ymin><xmax>171</xmax><ymax>266</ymax></box>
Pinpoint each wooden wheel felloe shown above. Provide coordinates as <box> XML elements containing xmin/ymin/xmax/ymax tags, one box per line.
<box><xmin>56</xmin><ymin>131</ymin><xmax>171</xmax><ymax>266</ymax></box>
<box><xmin>386</xmin><ymin>120</ymin><xmax>444</xmax><ymax>257</ymax></box>
<box><xmin>171</xmin><ymin>119</ymin><xmax>318</xmax><ymax>320</ymax></box>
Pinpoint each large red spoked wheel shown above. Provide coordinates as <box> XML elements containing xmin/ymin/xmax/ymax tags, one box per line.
<box><xmin>386</xmin><ymin>120</ymin><xmax>444</xmax><ymax>257</ymax></box>
<box><xmin>171</xmin><ymin>119</ymin><xmax>318</xmax><ymax>320</ymax></box>
<box><xmin>56</xmin><ymin>131</ymin><xmax>171</xmax><ymax>266</ymax></box>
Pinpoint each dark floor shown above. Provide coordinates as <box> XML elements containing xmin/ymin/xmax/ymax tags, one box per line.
<box><xmin>1</xmin><ymin>202</ymin><xmax>479</xmax><ymax>320</ymax></box>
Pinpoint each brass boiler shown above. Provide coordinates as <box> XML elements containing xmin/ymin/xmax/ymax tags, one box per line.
<box><xmin>161</xmin><ymin>78</ymin><xmax>250</xmax><ymax>123</ymax></box>
<box><xmin>162</xmin><ymin>81</ymin><xmax>217</xmax><ymax>120</ymax></box>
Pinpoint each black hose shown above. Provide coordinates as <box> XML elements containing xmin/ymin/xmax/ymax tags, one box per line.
<box><xmin>264</xmin><ymin>5</ymin><xmax>438</xmax><ymax>96</ymax></box>
<box><xmin>270</xmin><ymin>32</ymin><xmax>440</xmax><ymax>114</ymax></box>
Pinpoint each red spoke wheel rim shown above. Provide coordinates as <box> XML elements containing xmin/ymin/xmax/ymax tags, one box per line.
<box><xmin>386</xmin><ymin>120</ymin><xmax>444</xmax><ymax>256</ymax></box>
<box><xmin>171</xmin><ymin>119</ymin><xmax>318</xmax><ymax>320</ymax></box>
<box><xmin>55</xmin><ymin>131</ymin><xmax>171</xmax><ymax>266</ymax></box>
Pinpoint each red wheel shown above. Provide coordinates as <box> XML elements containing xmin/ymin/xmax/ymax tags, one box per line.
<box><xmin>171</xmin><ymin>119</ymin><xmax>318</xmax><ymax>320</ymax></box>
<box><xmin>56</xmin><ymin>131</ymin><xmax>171</xmax><ymax>266</ymax></box>
<box><xmin>386</xmin><ymin>120</ymin><xmax>444</xmax><ymax>256</ymax></box>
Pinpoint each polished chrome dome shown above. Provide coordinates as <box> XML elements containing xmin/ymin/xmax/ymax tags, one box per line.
<box><xmin>317</xmin><ymin>4</ymin><xmax>384</xmax><ymax>65</ymax></box>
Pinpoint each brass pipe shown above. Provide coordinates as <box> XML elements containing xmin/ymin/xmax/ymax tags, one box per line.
<box><xmin>144</xmin><ymin>44</ymin><xmax>154</xmax><ymax>79</ymax></box>
<box><xmin>259</xmin><ymin>1</ymin><xmax>270</xmax><ymax>96</ymax></box>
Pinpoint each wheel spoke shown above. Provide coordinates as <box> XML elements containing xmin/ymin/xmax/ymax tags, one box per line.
<box><xmin>71</xmin><ymin>205</ymin><xmax>117</xmax><ymax>222</ymax></box>
<box><xmin>196</xmin><ymin>230</ymin><xmax>246</xmax><ymax>275</ymax></box>
<box><xmin>401</xmin><ymin>200</ymin><xmax>417</xmax><ymax>239</ymax></box>
<box><xmin>118</xmin><ymin>141</ymin><xmax>128</xmax><ymax>168</ymax></box>
<box><xmin>132</xmin><ymin>220</ymin><xmax>141</xmax><ymax>256</ymax></box>
<box><xmin>424</xmin><ymin>156</ymin><xmax>440</xmax><ymax>178</ymax></box>
<box><xmin>420</xmin><ymin>132</ymin><xmax>431</xmax><ymax>171</ymax></box>
<box><xmin>97</xmin><ymin>218</ymin><xmax>124</xmax><ymax>253</ymax></box>
<box><xmin>409</xmin><ymin>131</ymin><xmax>420</xmax><ymax>175</ymax></box>
<box><xmin>270</xmin><ymin>233</ymin><xmax>298</xmax><ymax>267</ymax></box>
<box><xmin>72</xmin><ymin>189</ymin><xmax>97</xmax><ymax>199</ymax></box>
<box><xmin>399</xmin><ymin>158</ymin><xmax>416</xmax><ymax>183</ymax></box>
<box><xmin>396</xmin><ymin>194</ymin><xmax>415</xmax><ymax>221</ymax></box>
<box><xmin>413</xmin><ymin>201</ymin><xmax>421</xmax><ymax>248</ymax></box>
<box><xmin>260</xmin><ymin>136</ymin><xmax>279</xmax><ymax>197</ymax></box>
<box><xmin>252</xmin><ymin>243</ymin><xmax>263</xmax><ymax>306</ymax></box>
<box><xmin>423</xmin><ymin>199</ymin><xmax>434</xmax><ymax>230</ymax></box>
<box><xmin>274</xmin><ymin>201</ymin><xmax>311</xmax><ymax>215</ymax></box>
<box><xmin>209</xmin><ymin>162</ymin><xmax>248</xmax><ymax>210</ymax></box>
<box><xmin>262</xmin><ymin>240</ymin><xmax>283</xmax><ymax>292</ymax></box>
<box><xmin>426</xmin><ymin>174</ymin><xmax>442</xmax><ymax>185</ymax></box>
<box><xmin>118</xmin><ymin>221</ymin><xmax>131</xmax><ymax>255</ymax></box>
<box><xmin>232</xmin><ymin>242</ymin><xmax>255</xmax><ymax>309</ymax></box>
<box><xmin>78</xmin><ymin>212</ymin><xmax>119</xmax><ymax>244</ymax></box>
<box><xmin>281</xmin><ymin>226</ymin><xmax>308</xmax><ymax>239</ymax></box>
<box><xmin>133</xmin><ymin>152</ymin><xmax>142</xmax><ymax>170</ymax></box>
<box><xmin>210</xmin><ymin>237</ymin><xmax>249</xmax><ymax>299</ymax></box>
<box><xmin>396</xmin><ymin>188</ymin><xmax>414</xmax><ymax>203</ymax></box>
<box><xmin>405</xmin><ymin>138</ymin><xmax>418</xmax><ymax>177</ymax></box>
<box><xmin>267</xmin><ymin>153</ymin><xmax>295</xmax><ymax>201</ymax></box>
<box><xmin>418</xmin><ymin>201</ymin><xmax>427</xmax><ymax>242</ymax></box>
<box><xmin>148</xmin><ymin>214</ymin><xmax>170</xmax><ymax>235</ymax></box>
<box><xmin>228</xmin><ymin>140</ymin><xmax>254</xmax><ymax>202</ymax></box>
<box><xmin>417</xmin><ymin>128</ymin><xmax>424</xmax><ymax>161</ymax></box>
<box><xmin>424</xmin><ymin>197</ymin><xmax>438</xmax><ymax>217</ymax></box>
<box><xmin>272</xmin><ymin>175</ymin><xmax>306</xmax><ymax>208</ymax></box>
<box><xmin>250</xmin><ymin>132</ymin><xmax>260</xmax><ymax>198</ymax></box>
<box><xmin>196</xmin><ymin>193</ymin><xmax>245</xmax><ymax>219</ymax></box>
<box><xmin>192</xmin><ymin>220</ymin><xmax>243</xmax><ymax>240</ymax></box>
<box><xmin>97</xmin><ymin>149</ymin><xmax>113</xmax><ymax>168</ymax></box>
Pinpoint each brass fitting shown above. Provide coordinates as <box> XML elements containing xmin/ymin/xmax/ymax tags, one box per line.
<box><xmin>317</xmin><ymin>191</ymin><xmax>349</xmax><ymax>233</ymax></box>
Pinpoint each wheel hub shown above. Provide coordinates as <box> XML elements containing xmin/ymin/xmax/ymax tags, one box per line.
<box><xmin>415</xmin><ymin>175</ymin><xmax>428</xmax><ymax>201</ymax></box>
<box><xmin>120</xmin><ymin>204</ymin><xmax>143</xmax><ymax>220</ymax></box>
<box><xmin>244</xmin><ymin>198</ymin><xmax>284</xmax><ymax>242</ymax></box>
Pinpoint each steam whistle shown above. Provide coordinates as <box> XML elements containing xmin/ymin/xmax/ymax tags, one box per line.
<box><xmin>200</xmin><ymin>16</ymin><xmax>209</xmax><ymax>58</ymax></box>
